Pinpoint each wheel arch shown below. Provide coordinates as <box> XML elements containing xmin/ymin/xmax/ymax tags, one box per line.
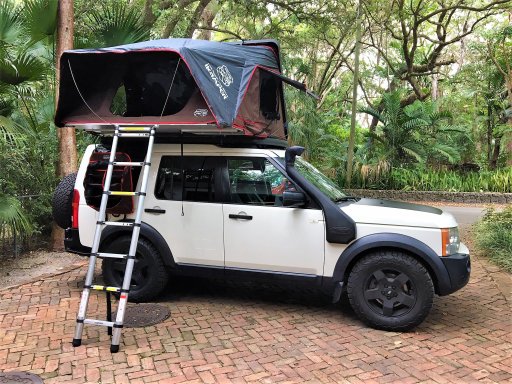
<box><xmin>100</xmin><ymin>221</ymin><xmax>176</xmax><ymax>268</ymax></box>
<box><xmin>332</xmin><ymin>233</ymin><xmax>452</xmax><ymax>296</ymax></box>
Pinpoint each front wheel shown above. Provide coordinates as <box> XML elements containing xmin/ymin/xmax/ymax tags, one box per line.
<box><xmin>347</xmin><ymin>251</ymin><xmax>434</xmax><ymax>331</ymax></box>
<box><xmin>102</xmin><ymin>237</ymin><xmax>169</xmax><ymax>302</ymax></box>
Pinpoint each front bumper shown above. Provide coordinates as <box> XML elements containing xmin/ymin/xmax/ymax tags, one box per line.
<box><xmin>439</xmin><ymin>243</ymin><xmax>471</xmax><ymax>295</ymax></box>
<box><xmin>64</xmin><ymin>228</ymin><xmax>91</xmax><ymax>255</ymax></box>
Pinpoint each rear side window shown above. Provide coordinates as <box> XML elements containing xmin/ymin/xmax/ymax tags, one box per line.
<box><xmin>155</xmin><ymin>156</ymin><xmax>218</xmax><ymax>202</ymax></box>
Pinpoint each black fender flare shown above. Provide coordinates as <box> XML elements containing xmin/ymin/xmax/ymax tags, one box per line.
<box><xmin>100</xmin><ymin>221</ymin><xmax>176</xmax><ymax>268</ymax></box>
<box><xmin>332</xmin><ymin>233</ymin><xmax>452</xmax><ymax>295</ymax></box>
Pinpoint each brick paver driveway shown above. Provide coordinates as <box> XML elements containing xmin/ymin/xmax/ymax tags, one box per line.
<box><xmin>1</xmin><ymin>246</ymin><xmax>510</xmax><ymax>383</ymax></box>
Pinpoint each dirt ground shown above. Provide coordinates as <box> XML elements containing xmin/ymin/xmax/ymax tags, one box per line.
<box><xmin>0</xmin><ymin>249</ymin><xmax>84</xmax><ymax>288</ymax></box>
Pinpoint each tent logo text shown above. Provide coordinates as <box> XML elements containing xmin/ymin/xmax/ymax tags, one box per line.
<box><xmin>194</xmin><ymin>109</ymin><xmax>209</xmax><ymax>117</ymax></box>
<box><xmin>205</xmin><ymin>63</ymin><xmax>229</xmax><ymax>100</ymax></box>
<box><xmin>216</xmin><ymin>65</ymin><xmax>233</xmax><ymax>87</ymax></box>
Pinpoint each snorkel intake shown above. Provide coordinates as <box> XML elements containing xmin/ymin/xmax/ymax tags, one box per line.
<box><xmin>284</xmin><ymin>146</ymin><xmax>356</xmax><ymax>244</ymax></box>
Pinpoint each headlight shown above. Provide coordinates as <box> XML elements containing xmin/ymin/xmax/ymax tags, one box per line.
<box><xmin>441</xmin><ymin>227</ymin><xmax>460</xmax><ymax>256</ymax></box>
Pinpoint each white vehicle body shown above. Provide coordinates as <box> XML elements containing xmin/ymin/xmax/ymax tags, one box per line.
<box><xmin>62</xmin><ymin>142</ymin><xmax>471</xmax><ymax>330</ymax></box>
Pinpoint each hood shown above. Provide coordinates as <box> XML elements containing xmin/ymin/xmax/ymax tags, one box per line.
<box><xmin>340</xmin><ymin>199</ymin><xmax>458</xmax><ymax>228</ymax></box>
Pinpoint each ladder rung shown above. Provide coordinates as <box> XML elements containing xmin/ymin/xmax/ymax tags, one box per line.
<box><xmin>99</xmin><ymin>221</ymin><xmax>135</xmax><ymax>227</ymax></box>
<box><xmin>117</xmin><ymin>133</ymin><xmax>150</xmax><ymax>137</ymax></box>
<box><xmin>90</xmin><ymin>285</ymin><xmax>121</xmax><ymax>292</ymax></box>
<box><xmin>84</xmin><ymin>319</ymin><xmax>115</xmax><ymax>327</ymax></box>
<box><xmin>108</xmin><ymin>191</ymin><xmax>140</xmax><ymax>196</ymax></box>
<box><xmin>118</xmin><ymin>126</ymin><xmax>152</xmax><ymax>132</ymax></box>
<box><xmin>112</xmin><ymin>161</ymin><xmax>145</xmax><ymax>167</ymax></box>
<box><xmin>95</xmin><ymin>252</ymin><xmax>129</xmax><ymax>259</ymax></box>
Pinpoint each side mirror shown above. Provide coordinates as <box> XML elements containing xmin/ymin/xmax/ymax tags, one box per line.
<box><xmin>282</xmin><ymin>191</ymin><xmax>307</xmax><ymax>207</ymax></box>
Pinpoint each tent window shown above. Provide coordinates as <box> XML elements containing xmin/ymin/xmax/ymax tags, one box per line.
<box><xmin>108</xmin><ymin>56</ymin><xmax>196</xmax><ymax>117</ymax></box>
<box><xmin>259</xmin><ymin>71</ymin><xmax>280</xmax><ymax>120</ymax></box>
<box><xmin>110</xmin><ymin>85</ymin><xmax>127</xmax><ymax>116</ymax></box>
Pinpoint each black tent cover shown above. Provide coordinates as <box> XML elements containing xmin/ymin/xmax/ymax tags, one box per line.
<box><xmin>55</xmin><ymin>38</ymin><xmax>311</xmax><ymax>138</ymax></box>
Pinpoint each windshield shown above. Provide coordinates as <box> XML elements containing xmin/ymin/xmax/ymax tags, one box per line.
<box><xmin>293</xmin><ymin>157</ymin><xmax>347</xmax><ymax>202</ymax></box>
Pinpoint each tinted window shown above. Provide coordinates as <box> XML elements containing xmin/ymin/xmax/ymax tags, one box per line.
<box><xmin>228</xmin><ymin>158</ymin><xmax>294</xmax><ymax>206</ymax></box>
<box><xmin>155</xmin><ymin>156</ymin><xmax>217</xmax><ymax>202</ymax></box>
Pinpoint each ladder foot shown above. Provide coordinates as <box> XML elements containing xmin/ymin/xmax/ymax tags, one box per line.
<box><xmin>72</xmin><ymin>338</ymin><xmax>82</xmax><ymax>347</ymax></box>
<box><xmin>110</xmin><ymin>344</ymin><xmax>120</xmax><ymax>353</ymax></box>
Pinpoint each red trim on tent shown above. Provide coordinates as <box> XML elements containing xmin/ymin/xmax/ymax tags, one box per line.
<box><xmin>64</xmin><ymin>120</ymin><xmax>218</xmax><ymax>125</ymax></box>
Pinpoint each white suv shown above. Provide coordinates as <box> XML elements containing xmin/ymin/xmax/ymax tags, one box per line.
<box><xmin>54</xmin><ymin>138</ymin><xmax>470</xmax><ymax>331</ymax></box>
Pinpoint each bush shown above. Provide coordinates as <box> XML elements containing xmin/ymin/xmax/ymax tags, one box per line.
<box><xmin>475</xmin><ymin>206</ymin><xmax>512</xmax><ymax>273</ymax></box>
<box><xmin>338</xmin><ymin>166</ymin><xmax>512</xmax><ymax>193</ymax></box>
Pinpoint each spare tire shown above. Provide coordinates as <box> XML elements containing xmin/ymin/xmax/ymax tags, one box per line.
<box><xmin>53</xmin><ymin>172</ymin><xmax>77</xmax><ymax>229</ymax></box>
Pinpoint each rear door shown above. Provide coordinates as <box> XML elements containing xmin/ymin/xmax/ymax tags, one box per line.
<box><xmin>143</xmin><ymin>154</ymin><xmax>225</xmax><ymax>267</ymax></box>
<box><xmin>222</xmin><ymin>156</ymin><xmax>325</xmax><ymax>276</ymax></box>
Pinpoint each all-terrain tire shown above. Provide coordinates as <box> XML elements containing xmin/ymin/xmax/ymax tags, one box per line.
<box><xmin>101</xmin><ymin>237</ymin><xmax>169</xmax><ymax>302</ymax></box>
<box><xmin>52</xmin><ymin>172</ymin><xmax>77</xmax><ymax>229</ymax></box>
<box><xmin>347</xmin><ymin>250</ymin><xmax>434</xmax><ymax>331</ymax></box>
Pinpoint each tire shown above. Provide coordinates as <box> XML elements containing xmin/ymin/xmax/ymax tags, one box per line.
<box><xmin>52</xmin><ymin>172</ymin><xmax>77</xmax><ymax>229</ymax></box>
<box><xmin>101</xmin><ymin>237</ymin><xmax>169</xmax><ymax>302</ymax></box>
<box><xmin>347</xmin><ymin>250</ymin><xmax>434</xmax><ymax>331</ymax></box>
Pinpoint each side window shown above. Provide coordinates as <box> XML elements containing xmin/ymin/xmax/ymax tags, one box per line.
<box><xmin>155</xmin><ymin>156</ymin><xmax>217</xmax><ymax>202</ymax></box>
<box><xmin>228</xmin><ymin>158</ymin><xmax>295</xmax><ymax>206</ymax></box>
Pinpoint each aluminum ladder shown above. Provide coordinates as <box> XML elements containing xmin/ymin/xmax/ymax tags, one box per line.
<box><xmin>72</xmin><ymin>124</ymin><xmax>157</xmax><ymax>353</ymax></box>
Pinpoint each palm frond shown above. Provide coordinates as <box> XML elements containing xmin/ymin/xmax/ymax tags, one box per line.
<box><xmin>0</xmin><ymin>0</ymin><xmax>21</xmax><ymax>45</ymax></box>
<box><xmin>431</xmin><ymin>143</ymin><xmax>460</xmax><ymax>164</ymax></box>
<box><xmin>23</xmin><ymin>0</ymin><xmax>57</xmax><ymax>43</ymax></box>
<box><xmin>359</xmin><ymin>106</ymin><xmax>384</xmax><ymax>123</ymax></box>
<box><xmin>0</xmin><ymin>53</ymin><xmax>46</xmax><ymax>85</ymax></box>
<box><xmin>0</xmin><ymin>194</ymin><xmax>32</xmax><ymax>234</ymax></box>
<box><xmin>88</xmin><ymin>2</ymin><xmax>150</xmax><ymax>47</ymax></box>
<box><xmin>401</xmin><ymin>144</ymin><xmax>425</xmax><ymax>163</ymax></box>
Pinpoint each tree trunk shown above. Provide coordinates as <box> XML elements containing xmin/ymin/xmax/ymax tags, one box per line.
<box><xmin>52</xmin><ymin>0</ymin><xmax>78</xmax><ymax>251</ymax></box>
<box><xmin>346</xmin><ymin>0</ymin><xmax>362</xmax><ymax>187</ymax></box>
<box><xmin>431</xmin><ymin>73</ymin><xmax>439</xmax><ymax>102</ymax></box>
<box><xmin>196</xmin><ymin>3</ymin><xmax>215</xmax><ymax>40</ymax></box>
<box><xmin>184</xmin><ymin>0</ymin><xmax>211</xmax><ymax>38</ymax></box>
<box><xmin>490</xmin><ymin>136</ymin><xmax>501</xmax><ymax>170</ymax></box>
<box><xmin>506</xmin><ymin>75</ymin><xmax>512</xmax><ymax>166</ymax></box>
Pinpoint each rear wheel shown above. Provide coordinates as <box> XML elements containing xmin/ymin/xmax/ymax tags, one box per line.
<box><xmin>101</xmin><ymin>237</ymin><xmax>169</xmax><ymax>302</ymax></box>
<box><xmin>52</xmin><ymin>172</ymin><xmax>77</xmax><ymax>229</ymax></box>
<box><xmin>347</xmin><ymin>250</ymin><xmax>434</xmax><ymax>331</ymax></box>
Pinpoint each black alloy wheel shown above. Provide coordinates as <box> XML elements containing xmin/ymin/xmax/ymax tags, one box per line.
<box><xmin>347</xmin><ymin>250</ymin><xmax>434</xmax><ymax>331</ymax></box>
<box><xmin>102</xmin><ymin>237</ymin><xmax>168</xmax><ymax>302</ymax></box>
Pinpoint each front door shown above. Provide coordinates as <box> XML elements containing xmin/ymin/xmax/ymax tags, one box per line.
<box><xmin>223</xmin><ymin>157</ymin><xmax>325</xmax><ymax>276</ymax></box>
<box><xmin>143</xmin><ymin>154</ymin><xmax>225</xmax><ymax>267</ymax></box>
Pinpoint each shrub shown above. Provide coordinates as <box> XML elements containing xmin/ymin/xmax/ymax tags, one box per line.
<box><xmin>475</xmin><ymin>206</ymin><xmax>512</xmax><ymax>273</ymax></box>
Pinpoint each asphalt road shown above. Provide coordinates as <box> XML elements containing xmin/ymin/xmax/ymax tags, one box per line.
<box><xmin>438</xmin><ymin>206</ymin><xmax>486</xmax><ymax>226</ymax></box>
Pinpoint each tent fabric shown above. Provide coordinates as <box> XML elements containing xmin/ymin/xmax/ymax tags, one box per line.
<box><xmin>55</xmin><ymin>38</ymin><xmax>306</xmax><ymax>139</ymax></box>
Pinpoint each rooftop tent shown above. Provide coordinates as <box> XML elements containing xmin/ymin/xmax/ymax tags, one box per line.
<box><xmin>55</xmin><ymin>38</ymin><xmax>309</xmax><ymax>139</ymax></box>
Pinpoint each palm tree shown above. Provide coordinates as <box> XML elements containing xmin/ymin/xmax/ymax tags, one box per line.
<box><xmin>360</xmin><ymin>90</ymin><xmax>462</xmax><ymax>166</ymax></box>
<box><xmin>0</xmin><ymin>0</ymin><xmax>58</xmax><ymax>245</ymax></box>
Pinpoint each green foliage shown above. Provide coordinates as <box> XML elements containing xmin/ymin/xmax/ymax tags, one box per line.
<box><xmin>23</xmin><ymin>0</ymin><xmax>58</xmax><ymax>43</ymax></box>
<box><xmin>359</xmin><ymin>91</ymin><xmax>464</xmax><ymax>166</ymax></box>
<box><xmin>0</xmin><ymin>194</ymin><xmax>32</xmax><ymax>234</ymax></box>
<box><xmin>475</xmin><ymin>207</ymin><xmax>512</xmax><ymax>273</ymax></box>
<box><xmin>386</xmin><ymin>167</ymin><xmax>512</xmax><ymax>193</ymax></box>
<box><xmin>0</xmin><ymin>0</ymin><xmax>21</xmax><ymax>45</ymax></box>
<box><xmin>86</xmin><ymin>2</ymin><xmax>150</xmax><ymax>47</ymax></box>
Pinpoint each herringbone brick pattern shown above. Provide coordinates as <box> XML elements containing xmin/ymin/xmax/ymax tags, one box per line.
<box><xmin>0</xmin><ymin>252</ymin><xmax>510</xmax><ymax>383</ymax></box>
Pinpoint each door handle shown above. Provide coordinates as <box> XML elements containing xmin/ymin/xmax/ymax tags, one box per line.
<box><xmin>145</xmin><ymin>208</ymin><xmax>166</xmax><ymax>214</ymax></box>
<box><xmin>229</xmin><ymin>214</ymin><xmax>253</xmax><ymax>220</ymax></box>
